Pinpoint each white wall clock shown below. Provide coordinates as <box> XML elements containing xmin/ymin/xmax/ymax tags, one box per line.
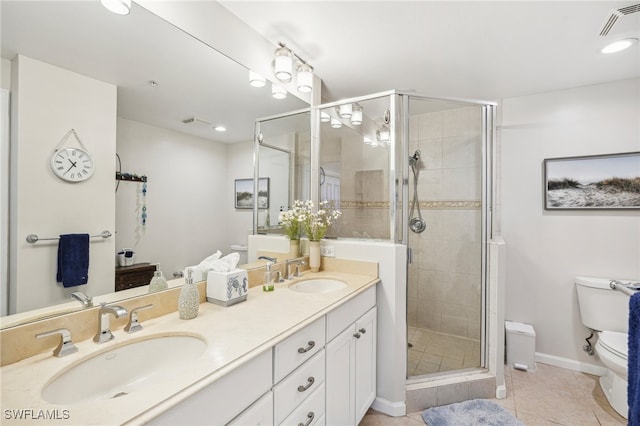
<box><xmin>50</xmin><ymin>147</ymin><xmax>95</xmax><ymax>182</ymax></box>
<box><xmin>50</xmin><ymin>128</ymin><xmax>95</xmax><ymax>182</ymax></box>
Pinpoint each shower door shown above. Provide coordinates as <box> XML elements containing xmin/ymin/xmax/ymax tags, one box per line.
<box><xmin>405</xmin><ymin>96</ymin><xmax>486</xmax><ymax>379</ymax></box>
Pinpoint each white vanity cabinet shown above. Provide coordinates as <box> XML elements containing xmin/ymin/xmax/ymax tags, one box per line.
<box><xmin>325</xmin><ymin>286</ymin><xmax>377</xmax><ymax>426</ymax></box>
<box><xmin>228</xmin><ymin>391</ymin><xmax>274</xmax><ymax>426</ymax></box>
<box><xmin>150</xmin><ymin>349</ymin><xmax>273</xmax><ymax>425</ymax></box>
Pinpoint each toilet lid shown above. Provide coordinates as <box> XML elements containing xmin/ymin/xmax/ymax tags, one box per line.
<box><xmin>599</xmin><ymin>331</ymin><xmax>628</xmax><ymax>359</ymax></box>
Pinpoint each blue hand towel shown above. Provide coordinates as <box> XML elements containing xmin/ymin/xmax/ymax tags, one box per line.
<box><xmin>56</xmin><ymin>234</ymin><xmax>89</xmax><ymax>288</ymax></box>
<box><xmin>629</xmin><ymin>292</ymin><xmax>640</xmax><ymax>424</ymax></box>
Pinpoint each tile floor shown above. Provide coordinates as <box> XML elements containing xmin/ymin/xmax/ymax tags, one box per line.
<box><xmin>360</xmin><ymin>363</ymin><xmax>627</xmax><ymax>425</ymax></box>
<box><xmin>407</xmin><ymin>326</ymin><xmax>480</xmax><ymax>376</ymax></box>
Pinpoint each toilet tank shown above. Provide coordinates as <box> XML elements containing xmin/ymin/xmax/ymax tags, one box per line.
<box><xmin>575</xmin><ymin>276</ymin><xmax>630</xmax><ymax>333</ymax></box>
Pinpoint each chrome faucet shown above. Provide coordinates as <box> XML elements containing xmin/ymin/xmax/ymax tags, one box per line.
<box><xmin>69</xmin><ymin>291</ymin><xmax>93</xmax><ymax>308</ymax></box>
<box><xmin>259</xmin><ymin>256</ymin><xmax>283</xmax><ymax>284</ymax></box>
<box><xmin>36</xmin><ymin>328</ymin><xmax>78</xmax><ymax>357</ymax></box>
<box><xmin>94</xmin><ymin>303</ymin><xmax>127</xmax><ymax>343</ymax></box>
<box><xmin>285</xmin><ymin>259</ymin><xmax>306</xmax><ymax>280</ymax></box>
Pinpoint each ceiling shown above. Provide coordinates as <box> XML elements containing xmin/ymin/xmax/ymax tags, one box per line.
<box><xmin>2</xmin><ymin>1</ymin><xmax>638</xmax><ymax>145</ymax></box>
<box><xmin>0</xmin><ymin>1</ymin><xmax>307</xmax><ymax>144</ymax></box>
<box><xmin>221</xmin><ymin>1</ymin><xmax>640</xmax><ymax>102</ymax></box>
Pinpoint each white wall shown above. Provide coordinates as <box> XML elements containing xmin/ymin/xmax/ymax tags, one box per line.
<box><xmin>225</xmin><ymin>141</ymin><xmax>254</xmax><ymax>247</ymax></box>
<box><xmin>9</xmin><ymin>55</ymin><xmax>116</xmax><ymax>313</ymax></box>
<box><xmin>500</xmin><ymin>78</ymin><xmax>640</xmax><ymax>370</ymax></box>
<box><xmin>116</xmin><ymin>118</ymin><xmax>234</xmax><ymax>277</ymax></box>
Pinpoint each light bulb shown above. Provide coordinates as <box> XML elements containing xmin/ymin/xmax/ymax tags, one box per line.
<box><xmin>338</xmin><ymin>103</ymin><xmax>353</xmax><ymax>119</ymax></box>
<box><xmin>272</xmin><ymin>84</ymin><xmax>287</xmax><ymax>100</ymax></box>
<box><xmin>330</xmin><ymin>118</ymin><xmax>342</xmax><ymax>129</ymax></box>
<box><xmin>249</xmin><ymin>71</ymin><xmax>266</xmax><ymax>88</ymax></box>
<box><xmin>297</xmin><ymin>63</ymin><xmax>313</xmax><ymax>93</ymax></box>
<box><xmin>274</xmin><ymin>46</ymin><xmax>293</xmax><ymax>83</ymax></box>
<box><xmin>320</xmin><ymin>112</ymin><xmax>331</xmax><ymax>123</ymax></box>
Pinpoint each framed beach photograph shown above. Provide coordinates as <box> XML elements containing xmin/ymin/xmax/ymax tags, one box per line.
<box><xmin>544</xmin><ymin>152</ymin><xmax>640</xmax><ymax>210</ymax></box>
<box><xmin>234</xmin><ymin>178</ymin><xmax>270</xmax><ymax>209</ymax></box>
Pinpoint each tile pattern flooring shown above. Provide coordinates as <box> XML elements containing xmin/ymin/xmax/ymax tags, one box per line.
<box><xmin>407</xmin><ymin>326</ymin><xmax>480</xmax><ymax>376</ymax></box>
<box><xmin>360</xmin><ymin>363</ymin><xmax>627</xmax><ymax>425</ymax></box>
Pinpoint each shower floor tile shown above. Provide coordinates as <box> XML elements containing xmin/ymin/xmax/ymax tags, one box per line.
<box><xmin>407</xmin><ymin>326</ymin><xmax>480</xmax><ymax>377</ymax></box>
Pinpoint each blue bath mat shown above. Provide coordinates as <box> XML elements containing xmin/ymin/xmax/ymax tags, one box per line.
<box><xmin>422</xmin><ymin>399</ymin><xmax>523</xmax><ymax>426</ymax></box>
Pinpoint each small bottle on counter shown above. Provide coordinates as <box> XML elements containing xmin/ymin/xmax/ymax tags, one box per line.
<box><xmin>148</xmin><ymin>263</ymin><xmax>168</xmax><ymax>293</ymax></box>
<box><xmin>178</xmin><ymin>268</ymin><xmax>199</xmax><ymax>319</ymax></box>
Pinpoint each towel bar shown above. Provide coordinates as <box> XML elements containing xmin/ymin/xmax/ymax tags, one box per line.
<box><xmin>610</xmin><ymin>280</ymin><xmax>637</xmax><ymax>297</ymax></box>
<box><xmin>26</xmin><ymin>230</ymin><xmax>112</xmax><ymax>244</ymax></box>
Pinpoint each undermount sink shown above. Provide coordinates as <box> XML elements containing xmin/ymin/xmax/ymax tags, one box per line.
<box><xmin>289</xmin><ymin>278</ymin><xmax>348</xmax><ymax>294</ymax></box>
<box><xmin>42</xmin><ymin>334</ymin><xmax>206</xmax><ymax>404</ymax></box>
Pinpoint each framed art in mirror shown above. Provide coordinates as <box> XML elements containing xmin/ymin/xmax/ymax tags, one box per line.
<box><xmin>235</xmin><ymin>178</ymin><xmax>269</xmax><ymax>209</ymax></box>
<box><xmin>543</xmin><ymin>152</ymin><xmax>640</xmax><ymax>210</ymax></box>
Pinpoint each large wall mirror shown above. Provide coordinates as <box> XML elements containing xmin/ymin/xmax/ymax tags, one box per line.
<box><xmin>1</xmin><ymin>1</ymin><xmax>309</xmax><ymax>327</ymax></box>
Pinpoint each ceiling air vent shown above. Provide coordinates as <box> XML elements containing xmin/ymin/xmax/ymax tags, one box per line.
<box><xmin>599</xmin><ymin>3</ymin><xmax>640</xmax><ymax>36</ymax></box>
<box><xmin>181</xmin><ymin>117</ymin><xmax>211</xmax><ymax>126</ymax></box>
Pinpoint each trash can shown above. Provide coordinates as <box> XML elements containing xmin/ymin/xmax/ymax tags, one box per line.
<box><xmin>505</xmin><ymin>321</ymin><xmax>536</xmax><ymax>371</ymax></box>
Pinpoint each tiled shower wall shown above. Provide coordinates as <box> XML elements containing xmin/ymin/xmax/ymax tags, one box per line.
<box><xmin>407</xmin><ymin>106</ymin><xmax>483</xmax><ymax>341</ymax></box>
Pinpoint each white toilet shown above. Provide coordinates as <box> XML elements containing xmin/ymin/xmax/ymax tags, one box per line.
<box><xmin>575</xmin><ymin>276</ymin><xmax>632</xmax><ymax>419</ymax></box>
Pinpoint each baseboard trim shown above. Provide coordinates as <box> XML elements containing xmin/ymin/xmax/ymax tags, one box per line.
<box><xmin>535</xmin><ymin>352</ymin><xmax>607</xmax><ymax>376</ymax></box>
<box><xmin>496</xmin><ymin>384</ymin><xmax>507</xmax><ymax>399</ymax></box>
<box><xmin>371</xmin><ymin>397</ymin><xmax>406</xmax><ymax>417</ymax></box>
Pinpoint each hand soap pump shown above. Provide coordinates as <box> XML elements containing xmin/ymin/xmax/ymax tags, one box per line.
<box><xmin>148</xmin><ymin>263</ymin><xmax>168</xmax><ymax>293</ymax></box>
<box><xmin>178</xmin><ymin>268</ymin><xmax>199</xmax><ymax>320</ymax></box>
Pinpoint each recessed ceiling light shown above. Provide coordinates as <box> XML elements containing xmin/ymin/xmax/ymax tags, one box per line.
<box><xmin>100</xmin><ymin>0</ymin><xmax>131</xmax><ymax>15</ymax></box>
<box><xmin>601</xmin><ymin>38</ymin><xmax>638</xmax><ymax>54</ymax></box>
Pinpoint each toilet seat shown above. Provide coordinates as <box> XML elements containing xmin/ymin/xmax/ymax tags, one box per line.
<box><xmin>599</xmin><ymin>331</ymin><xmax>628</xmax><ymax>360</ymax></box>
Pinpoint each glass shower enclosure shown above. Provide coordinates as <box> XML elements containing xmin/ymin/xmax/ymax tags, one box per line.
<box><xmin>317</xmin><ymin>92</ymin><xmax>495</xmax><ymax>381</ymax></box>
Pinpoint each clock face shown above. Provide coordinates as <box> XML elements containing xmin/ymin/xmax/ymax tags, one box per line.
<box><xmin>50</xmin><ymin>147</ymin><xmax>95</xmax><ymax>182</ymax></box>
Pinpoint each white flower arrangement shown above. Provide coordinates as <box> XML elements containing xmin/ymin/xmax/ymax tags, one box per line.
<box><xmin>279</xmin><ymin>200</ymin><xmax>342</xmax><ymax>241</ymax></box>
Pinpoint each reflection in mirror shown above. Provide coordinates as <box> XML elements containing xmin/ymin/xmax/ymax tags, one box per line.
<box><xmin>0</xmin><ymin>1</ymin><xmax>307</xmax><ymax>328</ymax></box>
<box><xmin>319</xmin><ymin>96</ymin><xmax>392</xmax><ymax>239</ymax></box>
<box><xmin>255</xmin><ymin>110</ymin><xmax>311</xmax><ymax>235</ymax></box>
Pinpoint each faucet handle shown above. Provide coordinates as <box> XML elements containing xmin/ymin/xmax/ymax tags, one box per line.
<box><xmin>124</xmin><ymin>304</ymin><xmax>153</xmax><ymax>333</ymax></box>
<box><xmin>36</xmin><ymin>328</ymin><xmax>78</xmax><ymax>357</ymax></box>
<box><xmin>292</xmin><ymin>261</ymin><xmax>306</xmax><ymax>278</ymax></box>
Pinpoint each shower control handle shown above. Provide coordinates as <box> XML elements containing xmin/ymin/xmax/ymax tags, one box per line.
<box><xmin>354</xmin><ymin>332</ymin><xmax>361</xmax><ymax>339</ymax></box>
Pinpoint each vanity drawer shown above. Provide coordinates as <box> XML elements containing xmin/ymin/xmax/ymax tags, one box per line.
<box><xmin>326</xmin><ymin>285</ymin><xmax>376</xmax><ymax>342</ymax></box>
<box><xmin>279</xmin><ymin>383</ymin><xmax>325</xmax><ymax>426</ymax></box>
<box><xmin>273</xmin><ymin>349</ymin><xmax>325</xmax><ymax>424</ymax></box>
<box><xmin>273</xmin><ymin>317</ymin><xmax>325</xmax><ymax>382</ymax></box>
<box><xmin>227</xmin><ymin>390</ymin><xmax>273</xmax><ymax>426</ymax></box>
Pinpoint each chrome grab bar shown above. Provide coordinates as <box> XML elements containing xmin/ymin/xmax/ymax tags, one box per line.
<box><xmin>609</xmin><ymin>280</ymin><xmax>638</xmax><ymax>297</ymax></box>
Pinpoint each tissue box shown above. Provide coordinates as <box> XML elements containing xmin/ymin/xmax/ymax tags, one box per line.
<box><xmin>206</xmin><ymin>269</ymin><xmax>248</xmax><ymax>307</ymax></box>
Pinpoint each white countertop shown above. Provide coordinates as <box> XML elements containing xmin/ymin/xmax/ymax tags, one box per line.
<box><xmin>0</xmin><ymin>271</ymin><xmax>378</xmax><ymax>425</ymax></box>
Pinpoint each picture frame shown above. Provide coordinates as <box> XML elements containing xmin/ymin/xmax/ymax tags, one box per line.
<box><xmin>234</xmin><ymin>178</ymin><xmax>270</xmax><ymax>209</ymax></box>
<box><xmin>543</xmin><ymin>152</ymin><xmax>640</xmax><ymax>210</ymax></box>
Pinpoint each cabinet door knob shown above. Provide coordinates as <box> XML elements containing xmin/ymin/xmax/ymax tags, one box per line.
<box><xmin>298</xmin><ymin>412</ymin><xmax>314</xmax><ymax>426</ymax></box>
<box><xmin>297</xmin><ymin>340</ymin><xmax>316</xmax><ymax>354</ymax></box>
<box><xmin>359</xmin><ymin>328</ymin><xmax>366</xmax><ymax>334</ymax></box>
<box><xmin>354</xmin><ymin>332</ymin><xmax>361</xmax><ymax>339</ymax></box>
<box><xmin>297</xmin><ymin>376</ymin><xmax>315</xmax><ymax>392</ymax></box>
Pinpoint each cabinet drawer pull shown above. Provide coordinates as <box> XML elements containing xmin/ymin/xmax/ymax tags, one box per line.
<box><xmin>354</xmin><ymin>332</ymin><xmax>361</xmax><ymax>339</ymax></box>
<box><xmin>297</xmin><ymin>376</ymin><xmax>315</xmax><ymax>392</ymax></box>
<box><xmin>298</xmin><ymin>412</ymin><xmax>314</xmax><ymax>426</ymax></box>
<box><xmin>359</xmin><ymin>328</ymin><xmax>366</xmax><ymax>334</ymax></box>
<box><xmin>297</xmin><ymin>340</ymin><xmax>315</xmax><ymax>354</ymax></box>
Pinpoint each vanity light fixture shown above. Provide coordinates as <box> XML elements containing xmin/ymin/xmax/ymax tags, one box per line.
<box><xmin>377</xmin><ymin>125</ymin><xmax>391</xmax><ymax>144</ymax></box>
<box><xmin>273</xmin><ymin>45</ymin><xmax>293</xmax><ymax>83</ymax></box>
<box><xmin>272</xmin><ymin>83</ymin><xmax>287</xmax><ymax>100</ymax></box>
<box><xmin>330</xmin><ymin>118</ymin><xmax>343</xmax><ymax>129</ymax></box>
<box><xmin>338</xmin><ymin>103</ymin><xmax>353</xmax><ymax>119</ymax></box>
<box><xmin>249</xmin><ymin>71</ymin><xmax>266</xmax><ymax>88</ymax></box>
<box><xmin>351</xmin><ymin>105</ymin><xmax>363</xmax><ymax>126</ymax></box>
<box><xmin>100</xmin><ymin>0</ymin><xmax>131</xmax><ymax>15</ymax></box>
<box><xmin>601</xmin><ymin>38</ymin><xmax>638</xmax><ymax>54</ymax></box>
<box><xmin>296</xmin><ymin>63</ymin><xmax>313</xmax><ymax>93</ymax></box>
<box><xmin>320</xmin><ymin>112</ymin><xmax>331</xmax><ymax>123</ymax></box>
<box><xmin>364</xmin><ymin>137</ymin><xmax>378</xmax><ymax>147</ymax></box>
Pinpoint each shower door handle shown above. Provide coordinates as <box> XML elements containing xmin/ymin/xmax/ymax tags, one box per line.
<box><xmin>408</xmin><ymin>247</ymin><xmax>413</xmax><ymax>264</ymax></box>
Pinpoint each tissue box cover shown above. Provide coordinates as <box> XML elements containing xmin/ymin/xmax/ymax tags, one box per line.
<box><xmin>206</xmin><ymin>269</ymin><xmax>248</xmax><ymax>306</ymax></box>
<box><xmin>184</xmin><ymin>266</ymin><xmax>207</xmax><ymax>283</ymax></box>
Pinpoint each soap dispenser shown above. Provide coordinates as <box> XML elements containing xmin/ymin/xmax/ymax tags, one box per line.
<box><xmin>178</xmin><ymin>268</ymin><xmax>199</xmax><ymax>320</ymax></box>
<box><xmin>148</xmin><ymin>263</ymin><xmax>168</xmax><ymax>293</ymax></box>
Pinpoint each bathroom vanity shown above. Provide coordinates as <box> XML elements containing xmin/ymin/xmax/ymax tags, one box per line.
<box><xmin>115</xmin><ymin>262</ymin><xmax>156</xmax><ymax>292</ymax></box>
<box><xmin>0</xmin><ymin>262</ymin><xmax>379</xmax><ymax>426</ymax></box>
